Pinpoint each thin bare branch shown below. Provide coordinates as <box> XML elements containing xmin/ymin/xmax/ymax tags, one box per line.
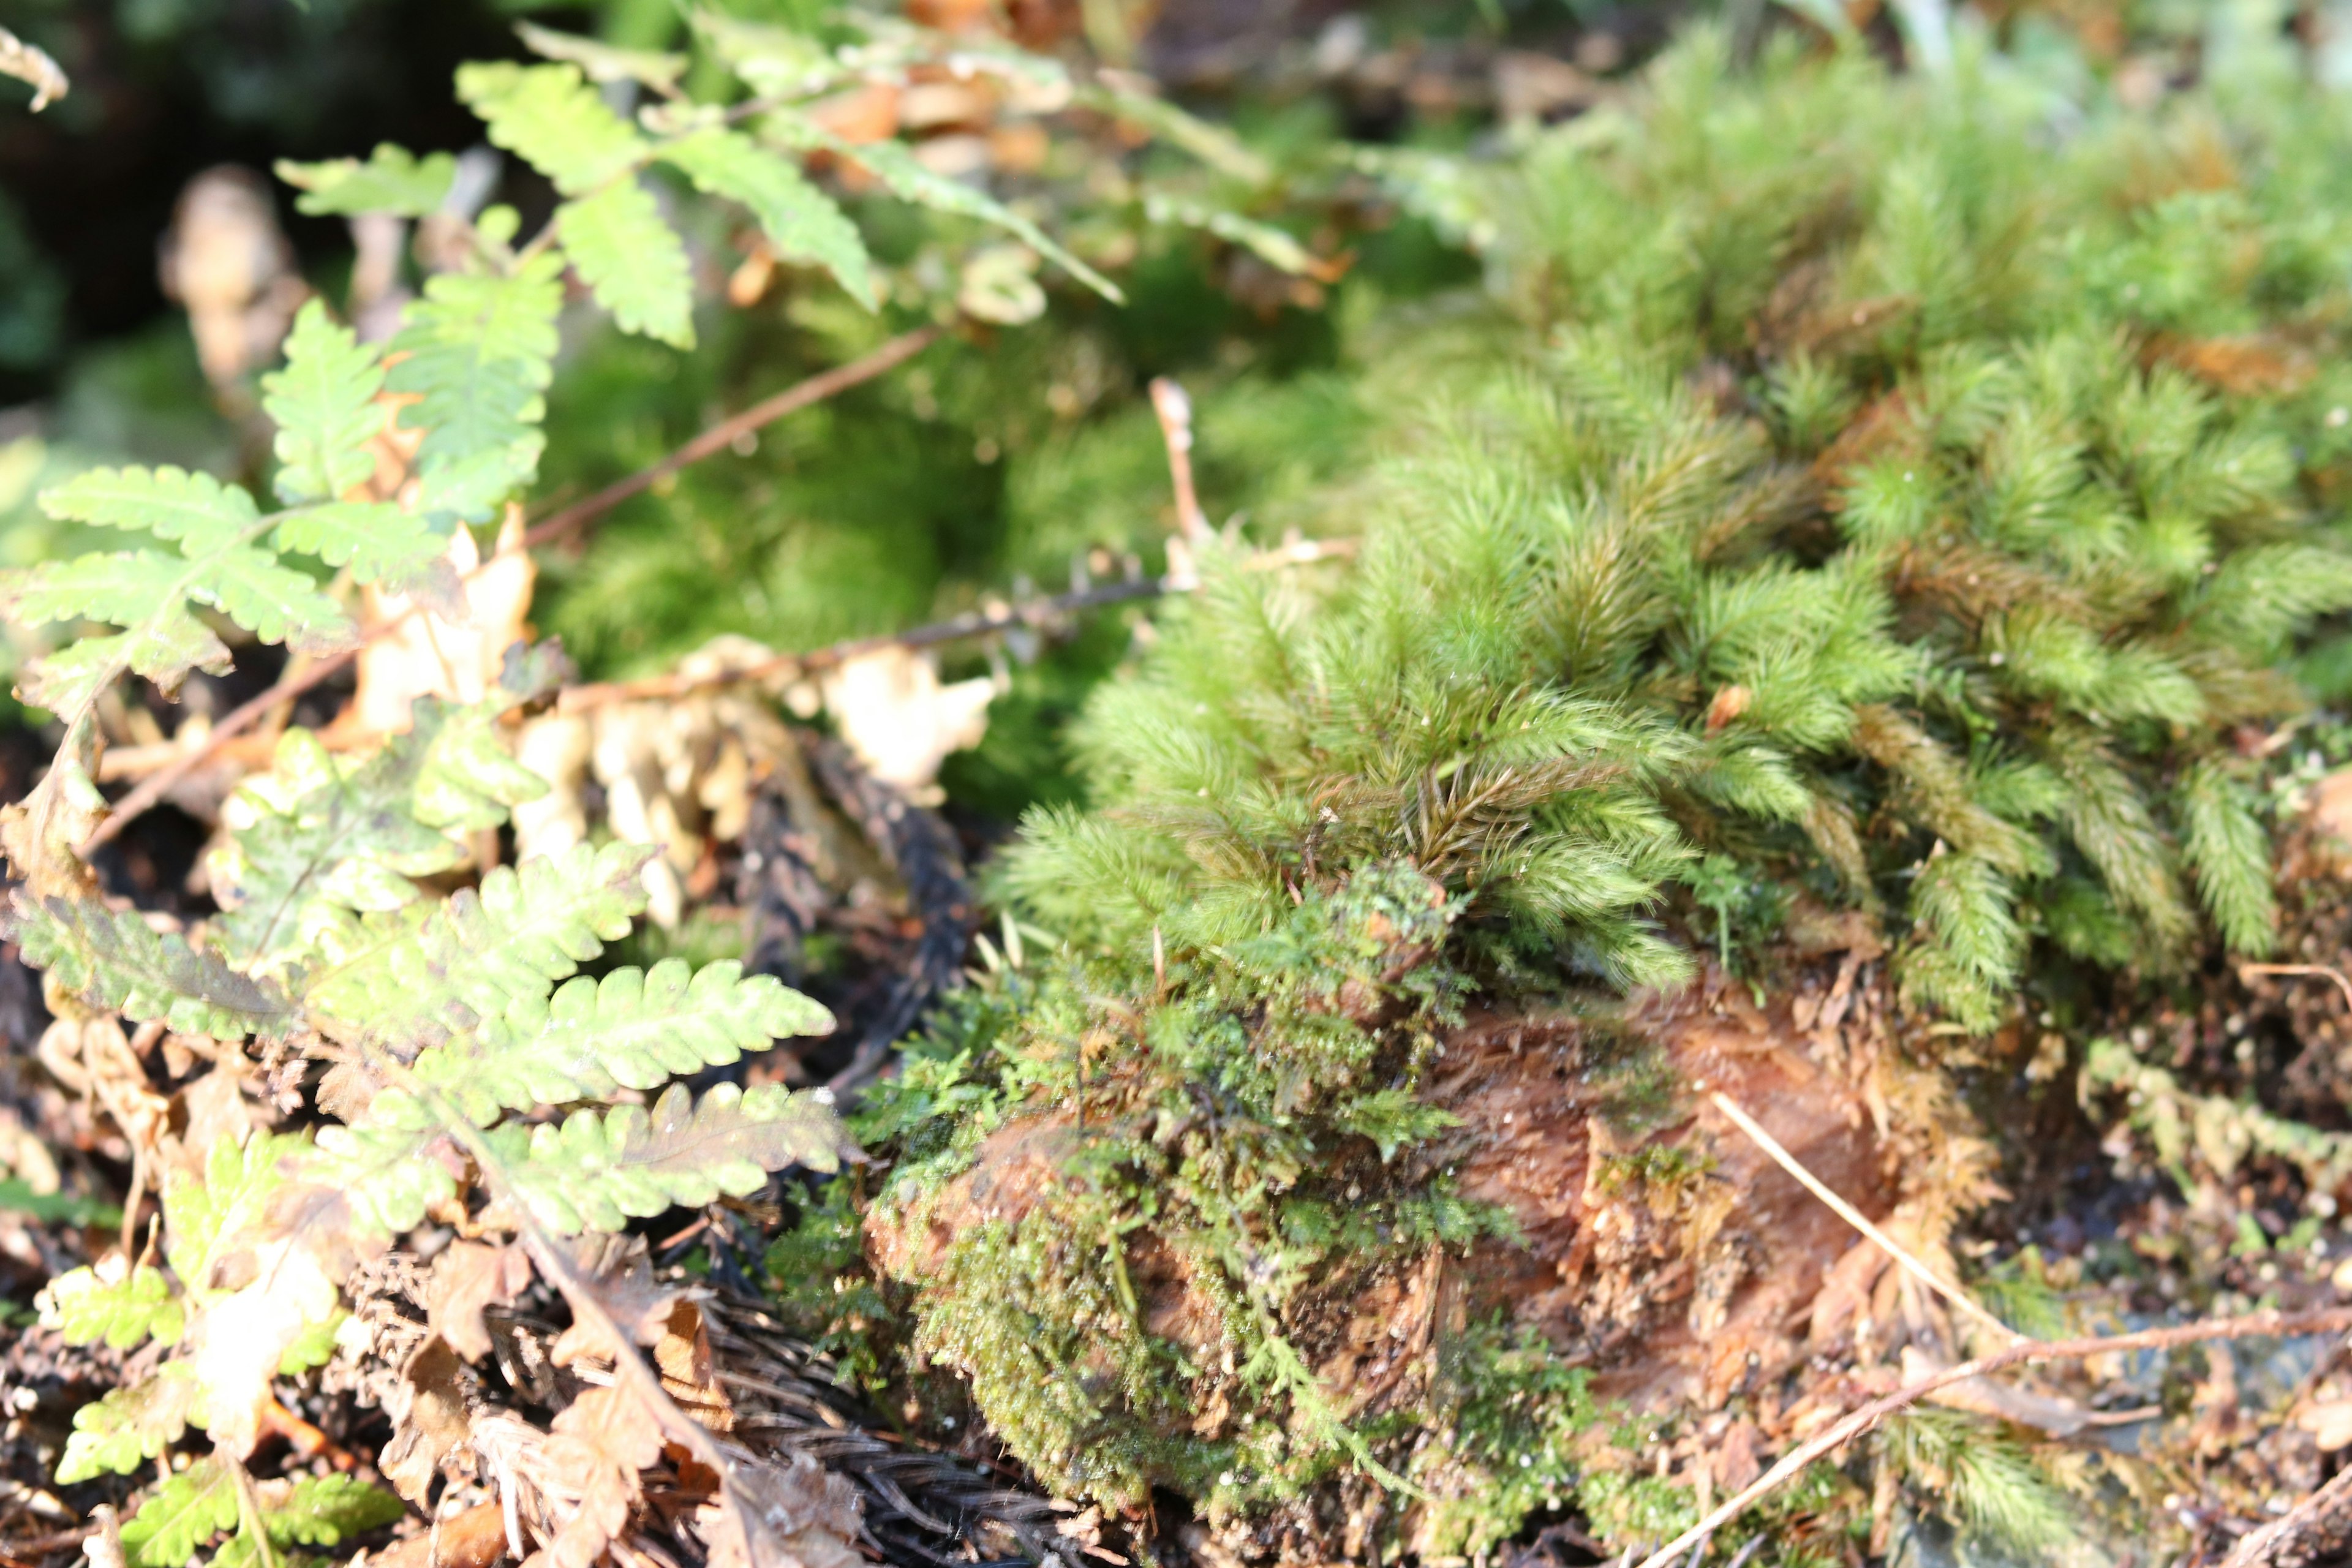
<box><xmin>1629</xmin><ymin>1305</ymin><xmax>2352</xmax><ymax>1568</ymax></box>
<box><xmin>523</xmin><ymin>325</ymin><xmax>941</xmax><ymax>551</ymax></box>
<box><xmin>2242</xmin><ymin>962</ymin><xmax>2352</xmax><ymax>1016</ymax></box>
<box><xmin>1709</xmin><ymin>1090</ymin><xmax>2017</xmax><ymax>1343</ymax></box>
<box><xmin>2222</xmin><ymin>1463</ymin><xmax>2352</xmax><ymax>1567</ymax></box>
<box><xmin>1148</xmin><ymin>377</ymin><xmax>1211</xmax><ymax>546</ymax></box>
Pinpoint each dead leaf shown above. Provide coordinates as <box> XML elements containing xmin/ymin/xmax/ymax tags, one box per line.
<box><xmin>524</xmin><ymin>1384</ymin><xmax>666</xmax><ymax>1568</ymax></box>
<box><xmin>428</xmin><ymin>1240</ymin><xmax>534</xmax><ymax>1363</ymax></box>
<box><xmin>2299</xmin><ymin>1398</ymin><xmax>2352</xmax><ymax>1452</ymax></box>
<box><xmin>549</xmin><ymin>1235</ymin><xmax>680</xmax><ymax>1367</ymax></box>
<box><xmin>160</xmin><ymin>167</ymin><xmax>304</xmax><ymax>390</ymax></box>
<box><xmin>1</xmin><ymin>25</ymin><xmax>69</xmax><ymax>110</ymax></box>
<box><xmin>696</xmin><ymin>1452</ymin><xmax>863</xmax><ymax>1568</ymax></box>
<box><xmin>380</xmin><ymin>1337</ymin><xmax>473</xmax><ymax>1504</ymax></box>
<box><xmin>2312</xmin><ymin>767</ymin><xmax>2352</xmax><ymax>845</ymax></box>
<box><xmin>186</xmin><ymin>1234</ymin><xmax>342</xmax><ymax>1457</ymax></box>
<box><xmin>820</xmin><ymin>644</ymin><xmax>993</xmax><ymax>804</ymax></box>
<box><xmin>654</xmin><ymin>1299</ymin><xmax>734</xmax><ymax>1432</ymax></box>
<box><xmin>346</xmin><ymin>509</ymin><xmax>535</xmax><ymax>738</ymax></box>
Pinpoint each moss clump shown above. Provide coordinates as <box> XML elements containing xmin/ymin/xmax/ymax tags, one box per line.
<box><xmin>847</xmin><ymin>20</ymin><xmax>2352</xmax><ymax>1562</ymax></box>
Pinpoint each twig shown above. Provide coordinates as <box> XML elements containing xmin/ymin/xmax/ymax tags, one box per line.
<box><xmin>1148</xmin><ymin>377</ymin><xmax>1210</xmax><ymax>545</ymax></box>
<box><xmin>1709</xmin><ymin>1090</ymin><xmax>2016</xmax><ymax>1343</ymax></box>
<box><xmin>522</xmin><ymin>325</ymin><xmax>941</xmax><ymax>551</ymax></box>
<box><xmin>1627</xmin><ymin>1305</ymin><xmax>2352</xmax><ymax>1568</ymax></box>
<box><xmin>77</xmin><ymin>331</ymin><xmax>943</xmax><ymax>853</ymax></box>
<box><xmin>2222</xmin><ymin>1463</ymin><xmax>2352</xmax><ymax>1567</ymax></box>
<box><xmin>2241</xmin><ymin>963</ymin><xmax>2352</xmax><ymax>1016</ymax></box>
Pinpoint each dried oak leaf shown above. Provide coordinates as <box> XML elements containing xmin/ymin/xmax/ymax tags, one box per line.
<box><xmin>381</xmin><ymin>1336</ymin><xmax>474</xmax><ymax>1505</ymax></box>
<box><xmin>524</xmin><ymin>1384</ymin><xmax>666</xmax><ymax>1568</ymax></box>
<box><xmin>428</xmin><ymin>1240</ymin><xmax>534</xmax><ymax>1363</ymax></box>
<box><xmin>654</xmin><ymin>1298</ymin><xmax>733</xmax><ymax>1433</ymax></box>
<box><xmin>548</xmin><ymin>1234</ymin><xmax>682</xmax><ymax>1367</ymax></box>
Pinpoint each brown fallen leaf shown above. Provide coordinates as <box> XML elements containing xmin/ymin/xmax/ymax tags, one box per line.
<box><xmin>548</xmin><ymin>1235</ymin><xmax>680</xmax><ymax>1367</ymax></box>
<box><xmin>345</xmin><ymin>509</ymin><xmax>536</xmax><ymax>739</ymax></box>
<box><xmin>696</xmin><ymin>1451</ymin><xmax>864</xmax><ymax>1568</ymax></box>
<box><xmin>160</xmin><ymin>167</ymin><xmax>306</xmax><ymax>391</ymax></box>
<box><xmin>2298</xmin><ymin>1398</ymin><xmax>2352</xmax><ymax>1452</ymax></box>
<box><xmin>380</xmin><ymin>1336</ymin><xmax>474</xmax><ymax>1504</ymax></box>
<box><xmin>654</xmin><ymin>1299</ymin><xmax>734</xmax><ymax>1433</ymax></box>
<box><xmin>524</xmin><ymin>1384</ymin><xmax>667</xmax><ymax>1568</ymax></box>
<box><xmin>428</xmin><ymin>1240</ymin><xmax>535</xmax><ymax>1363</ymax></box>
<box><xmin>819</xmin><ymin>644</ymin><xmax>993</xmax><ymax>804</ymax></box>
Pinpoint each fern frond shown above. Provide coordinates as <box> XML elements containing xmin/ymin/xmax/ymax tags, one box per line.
<box><xmin>302</xmin><ymin>1102</ymin><xmax>458</xmax><ymax>1240</ymax></box>
<box><xmin>383</xmin><ymin>254</ymin><xmax>564</xmax><ymax>524</ymax></box>
<box><xmin>303</xmin><ymin>842</ymin><xmax>654</xmax><ymax>1047</ymax></box>
<box><xmin>412</xmin><ymin>959</ymin><xmax>834</xmax><ymax>1126</ymax></box>
<box><xmin>263</xmin><ymin>303</ymin><xmax>390</xmax><ymax>505</ymax></box>
<box><xmin>558</xmin><ymin>178</ymin><xmax>696</xmax><ymax>349</ymax></box>
<box><xmin>211</xmin><ymin>1477</ymin><xmax>404</xmax><ymax>1568</ymax></box>
<box><xmin>454</xmin><ymin>61</ymin><xmax>645</xmax><ymax>196</ymax></box>
<box><xmin>119</xmin><ymin>1458</ymin><xmax>239</xmax><ymax>1568</ymax></box>
<box><xmin>41</xmin><ymin>1262</ymin><xmax>183</xmax><ymax>1349</ymax></box>
<box><xmin>768</xmin><ymin>117</ymin><xmax>1123</xmax><ymax>302</ymax></box>
<box><xmin>10</xmin><ymin>893</ymin><xmax>296</xmax><ymax>1038</ymax></box>
<box><xmin>491</xmin><ymin>1081</ymin><xmax>854</xmax><ymax>1234</ymax></box>
<box><xmin>162</xmin><ymin>1133</ymin><xmax>302</xmax><ymax>1297</ymax></box>
<box><xmin>660</xmin><ymin>127</ymin><xmax>873</xmax><ymax>306</ymax></box>
<box><xmin>55</xmin><ymin>1366</ymin><xmax>195</xmax><ymax>1484</ymax></box>
<box><xmin>276</xmin><ymin>144</ymin><xmax>457</xmax><ymax>217</ymax></box>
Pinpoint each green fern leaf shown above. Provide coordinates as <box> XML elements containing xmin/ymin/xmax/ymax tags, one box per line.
<box><xmin>6</xmin><ymin>466</ymin><xmax>349</xmax><ymax>715</ymax></box>
<box><xmin>303</xmin><ymin>841</ymin><xmax>654</xmax><ymax>1047</ymax></box>
<box><xmin>767</xmin><ymin>116</ymin><xmax>1122</xmax><ymax>302</ymax></box>
<box><xmin>492</xmin><ymin>1080</ymin><xmax>855</xmax><ymax>1234</ymax></box>
<box><xmin>55</xmin><ymin>1365</ymin><xmax>196</xmax><ymax>1484</ymax></box>
<box><xmin>383</xmin><ymin>254</ymin><xmax>563</xmax><ymax>524</ymax></box>
<box><xmin>515</xmin><ymin>21</ymin><xmax>689</xmax><ymax>94</ymax></box>
<box><xmin>659</xmin><ymin>127</ymin><xmax>873</xmax><ymax>304</ymax></box>
<box><xmin>41</xmin><ymin>1262</ymin><xmax>183</xmax><ymax>1349</ymax></box>
<box><xmin>216</xmin><ymin>691</ymin><xmax>550</xmax><ymax>972</ymax></box>
<box><xmin>456</xmin><ymin>61</ymin><xmax>644</xmax><ymax>196</ymax></box>
<box><xmin>276</xmin><ymin>144</ymin><xmax>457</xmax><ymax>217</ymax></box>
<box><xmin>263</xmin><ymin>302</ymin><xmax>386</xmax><ymax>505</ymax></box>
<box><xmin>303</xmin><ymin>1100</ymin><xmax>458</xmax><ymax>1240</ymax></box>
<box><xmin>119</xmin><ymin>1458</ymin><xmax>239</xmax><ymax>1568</ymax></box>
<box><xmin>10</xmin><ymin>892</ymin><xmax>298</xmax><ymax>1038</ymax></box>
<box><xmin>558</xmin><ymin>178</ymin><xmax>695</xmax><ymax>348</ymax></box>
<box><xmin>253</xmin><ymin>1476</ymin><xmax>405</xmax><ymax>1555</ymax></box>
<box><xmin>39</xmin><ymin>464</ymin><xmax>259</xmax><ymax>546</ymax></box>
<box><xmin>271</xmin><ymin>502</ymin><xmax>447</xmax><ymax>590</ymax></box>
<box><xmin>163</xmin><ymin>1133</ymin><xmax>303</xmax><ymax>1298</ymax></box>
<box><xmin>413</xmin><ymin>958</ymin><xmax>834</xmax><ymax>1125</ymax></box>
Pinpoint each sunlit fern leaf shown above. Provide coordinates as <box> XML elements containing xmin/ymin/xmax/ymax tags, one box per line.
<box><xmin>456</xmin><ymin>61</ymin><xmax>644</xmax><ymax>197</ymax></box>
<box><xmin>42</xmin><ymin>1263</ymin><xmax>183</xmax><ymax>1349</ymax></box>
<box><xmin>764</xmin><ymin>116</ymin><xmax>1123</xmax><ymax>303</ymax></box>
<box><xmin>4</xmin><ymin>467</ymin><xmax>350</xmax><ymax>717</ymax></box>
<box><xmin>10</xmin><ymin>893</ymin><xmax>298</xmax><ymax>1038</ymax></box>
<box><xmin>271</xmin><ymin>502</ymin><xmax>448</xmax><ymax>592</ymax></box>
<box><xmin>514</xmin><ymin>20</ymin><xmax>688</xmax><ymax>94</ymax></box>
<box><xmin>209</xmin><ymin>1476</ymin><xmax>404</xmax><ymax>1568</ymax></box>
<box><xmin>263</xmin><ymin>303</ymin><xmax>388</xmax><ymax>505</ymax></box>
<box><xmin>301</xmin><ymin>841</ymin><xmax>654</xmax><ymax>1049</ymax></box>
<box><xmin>119</xmin><ymin>1458</ymin><xmax>239</xmax><ymax>1568</ymax></box>
<box><xmin>659</xmin><ymin>127</ymin><xmax>874</xmax><ymax>306</ymax></box>
<box><xmin>276</xmin><ymin>144</ymin><xmax>457</xmax><ymax>217</ymax></box>
<box><xmin>413</xmin><ymin>959</ymin><xmax>835</xmax><ymax>1125</ymax></box>
<box><xmin>55</xmin><ymin>1365</ymin><xmax>195</xmax><ymax>1484</ymax></box>
<box><xmin>302</xmin><ymin>1102</ymin><xmax>458</xmax><ymax>1240</ymax></box>
<box><xmin>163</xmin><ymin>1133</ymin><xmax>305</xmax><ymax>1298</ymax></box>
<box><xmin>383</xmin><ymin>254</ymin><xmax>563</xmax><ymax>526</ymax></box>
<box><xmin>557</xmin><ymin>179</ymin><xmax>696</xmax><ymax>349</ymax></box>
<box><xmin>491</xmin><ymin>1080</ymin><xmax>856</xmax><ymax>1234</ymax></box>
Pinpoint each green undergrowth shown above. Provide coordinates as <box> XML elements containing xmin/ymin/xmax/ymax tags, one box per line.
<box><xmin>835</xmin><ymin>18</ymin><xmax>2352</xmax><ymax>1561</ymax></box>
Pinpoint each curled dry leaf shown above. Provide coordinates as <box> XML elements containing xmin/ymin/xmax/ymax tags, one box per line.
<box><xmin>546</xmin><ymin>1234</ymin><xmax>680</xmax><ymax>1367</ymax></box>
<box><xmin>820</xmin><ymin>644</ymin><xmax>993</xmax><ymax>804</ymax></box>
<box><xmin>426</xmin><ymin>1239</ymin><xmax>534</xmax><ymax>1362</ymax></box>
<box><xmin>159</xmin><ymin>167</ymin><xmax>305</xmax><ymax>389</ymax></box>
<box><xmin>348</xmin><ymin>509</ymin><xmax>537</xmax><ymax>738</ymax></box>
<box><xmin>698</xmin><ymin>1450</ymin><xmax>864</xmax><ymax>1568</ymax></box>
<box><xmin>0</xmin><ymin>24</ymin><xmax>67</xmax><ymax>111</ymax></box>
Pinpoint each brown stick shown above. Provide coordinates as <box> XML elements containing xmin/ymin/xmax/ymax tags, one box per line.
<box><xmin>522</xmin><ymin>324</ymin><xmax>941</xmax><ymax>551</ymax></box>
<box><xmin>1627</xmin><ymin>1305</ymin><xmax>2352</xmax><ymax>1568</ymax></box>
<box><xmin>2222</xmin><ymin>1463</ymin><xmax>2352</xmax><ymax>1567</ymax></box>
<box><xmin>1147</xmin><ymin>377</ymin><xmax>1210</xmax><ymax>545</ymax></box>
<box><xmin>77</xmin><ymin>330</ymin><xmax>943</xmax><ymax>854</ymax></box>
<box><xmin>1711</xmin><ymin>1090</ymin><xmax>2016</xmax><ymax>1343</ymax></box>
<box><xmin>2242</xmin><ymin>962</ymin><xmax>2352</xmax><ymax>1016</ymax></box>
